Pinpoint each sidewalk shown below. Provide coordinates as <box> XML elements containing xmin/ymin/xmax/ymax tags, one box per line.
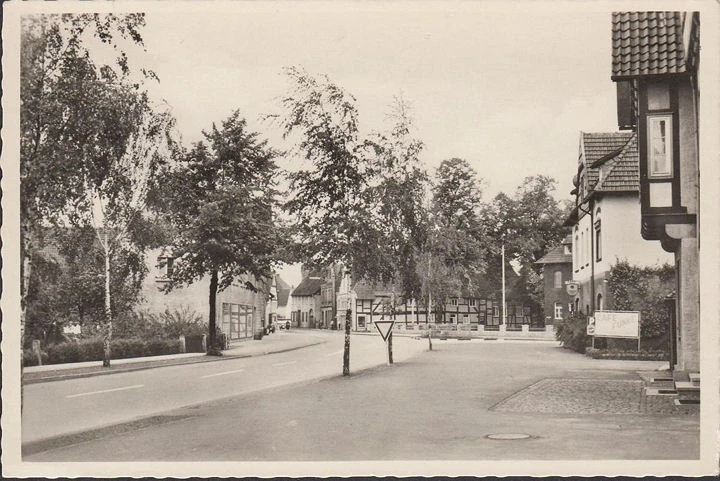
<box><xmin>22</xmin><ymin>330</ymin><xmax>328</xmax><ymax>384</ymax></box>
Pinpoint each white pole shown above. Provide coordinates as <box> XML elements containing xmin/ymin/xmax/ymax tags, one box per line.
<box><xmin>501</xmin><ymin>243</ymin><xmax>506</xmax><ymax>325</ymax></box>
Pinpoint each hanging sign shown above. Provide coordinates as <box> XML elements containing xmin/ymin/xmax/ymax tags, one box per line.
<box><xmin>565</xmin><ymin>281</ymin><xmax>579</xmax><ymax>296</ymax></box>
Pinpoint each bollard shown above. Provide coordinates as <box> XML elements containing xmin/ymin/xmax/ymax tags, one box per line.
<box><xmin>32</xmin><ymin>340</ymin><xmax>42</xmax><ymax>366</ymax></box>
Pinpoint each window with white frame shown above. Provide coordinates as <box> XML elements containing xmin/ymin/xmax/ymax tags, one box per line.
<box><xmin>468</xmin><ymin>299</ymin><xmax>476</xmax><ymax>307</ymax></box>
<box><xmin>554</xmin><ymin>302</ymin><xmax>563</xmax><ymax>320</ymax></box>
<box><xmin>647</xmin><ymin>114</ymin><xmax>673</xmax><ymax>178</ymax></box>
<box><xmin>450</xmin><ymin>298</ymin><xmax>458</xmax><ymax>306</ymax></box>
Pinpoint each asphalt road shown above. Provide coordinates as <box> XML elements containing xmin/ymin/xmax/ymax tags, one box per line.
<box><xmin>22</xmin><ymin>331</ymin><xmax>425</xmax><ymax>445</ymax></box>
<box><xmin>24</xmin><ymin>337</ymin><xmax>699</xmax><ymax>462</ymax></box>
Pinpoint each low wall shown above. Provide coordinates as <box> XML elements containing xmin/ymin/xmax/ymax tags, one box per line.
<box><xmin>357</xmin><ymin>323</ymin><xmax>556</xmax><ymax>340</ymax></box>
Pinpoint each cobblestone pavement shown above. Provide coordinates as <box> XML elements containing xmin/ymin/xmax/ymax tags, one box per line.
<box><xmin>492</xmin><ymin>378</ymin><xmax>644</xmax><ymax>414</ymax></box>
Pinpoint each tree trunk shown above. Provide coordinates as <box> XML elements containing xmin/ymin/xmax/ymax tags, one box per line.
<box><xmin>208</xmin><ymin>269</ymin><xmax>219</xmax><ymax>355</ymax></box>
<box><xmin>343</xmin><ymin>307</ymin><xmax>351</xmax><ymax>375</ymax></box>
<box><xmin>102</xmin><ymin>243</ymin><xmax>112</xmax><ymax>367</ymax></box>
<box><xmin>20</xmin><ymin>223</ymin><xmax>32</xmax><ymax>411</ymax></box>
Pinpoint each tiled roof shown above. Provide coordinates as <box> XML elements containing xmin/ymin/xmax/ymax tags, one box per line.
<box><xmin>291</xmin><ymin>277</ymin><xmax>323</xmax><ymax>297</ymax></box>
<box><xmin>535</xmin><ymin>245</ymin><xmax>572</xmax><ymax>265</ymax></box>
<box><xmin>275</xmin><ymin>274</ymin><xmax>291</xmax><ymax>291</ymax></box>
<box><xmin>612</xmin><ymin>12</ymin><xmax>697</xmax><ymax>78</ymax></box>
<box><xmin>582</xmin><ymin>132</ymin><xmax>634</xmax><ymax>189</ymax></box>
<box><xmin>352</xmin><ymin>280</ymin><xmax>401</xmax><ymax>300</ymax></box>
<box><xmin>596</xmin><ymin>134</ymin><xmax>639</xmax><ymax>192</ymax></box>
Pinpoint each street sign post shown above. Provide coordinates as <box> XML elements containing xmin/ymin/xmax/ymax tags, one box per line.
<box><xmin>374</xmin><ymin>320</ymin><xmax>395</xmax><ymax>342</ymax></box>
<box><xmin>374</xmin><ymin>320</ymin><xmax>395</xmax><ymax>365</ymax></box>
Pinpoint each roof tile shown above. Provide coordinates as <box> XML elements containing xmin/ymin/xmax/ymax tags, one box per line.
<box><xmin>612</xmin><ymin>11</ymin><xmax>698</xmax><ymax>78</ymax></box>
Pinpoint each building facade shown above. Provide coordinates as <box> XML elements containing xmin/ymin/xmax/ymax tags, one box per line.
<box><xmin>139</xmin><ymin>249</ymin><xmax>268</xmax><ymax>341</ymax></box>
<box><xmin>565</xmin><ymin>132</ymin><xmax>673</xmax><ymax>316</ymax></box>
<box><xmin>610</xmin><ymin>11</ymin><xmax>700</xmax><ymax>372</ymax></box>
<box><xmin>535</xmin><ymin>235</ymin><xmax>573</xmax><ymax>324</ymax></box>
<box><xmin>289</xmin><ymin>273</ymin><xmax>322</xmax><ymax>328</ymax></box>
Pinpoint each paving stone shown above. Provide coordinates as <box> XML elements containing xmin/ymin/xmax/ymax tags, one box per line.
<box><xmin>492</xmin><ymin>378</ymin><xmax>643</xmax><ymax>414</ymax></box>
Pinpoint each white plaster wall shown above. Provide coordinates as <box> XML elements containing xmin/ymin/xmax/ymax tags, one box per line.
<box><xmin>601</xmin><ymin>196</ymin><xmax>673</xmax><ymax>270</ymax></box>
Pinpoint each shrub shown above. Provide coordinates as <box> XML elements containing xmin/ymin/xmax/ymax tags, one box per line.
<box><xmin>555</xmin><ymin>311</ymin><xmax>589</xmax><ymax>353</ymax></box>
<box><xmin>158</xmin><ymin>306</ymin><xmax>207</xmax><ymax>338</ymax></box>
<box><xmin>24</xmin><ymin>338</ymin><xmax>183</xmax><ymax>366</ymax></box>
<box><xmin>23</xmin><ymin>349</ymin><xmax>48</xmax><ymax>367</ymax></box>
<box><xmin>607</xmin><ymin>261</ymin><xmax>675</xmax><ymax>340</ymax></box>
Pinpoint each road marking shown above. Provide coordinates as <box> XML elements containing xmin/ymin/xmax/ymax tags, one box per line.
<box><xmin>325</xmin><ymin>350</ymin><xmax>343</xmax><ymax>357</ymax></box>
<box><xmin>200</xmin><ymin>368</ymin><xmax>245</xmax><ymax>379</ymax></box>
<box><xmin>66</xmin><ymin>384</ymin><xmax>144</xmax><ymax>398</ymax></box>
<box><xmin>272</xmin><ymin>361</ymin><xmax>297</xmax><ymax>367</ymax></box>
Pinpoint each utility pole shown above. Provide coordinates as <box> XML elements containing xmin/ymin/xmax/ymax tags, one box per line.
<box><xmin>502</xmin><ymin>243</ymin><xmax>507</xmax><ymax>326</ymax></box>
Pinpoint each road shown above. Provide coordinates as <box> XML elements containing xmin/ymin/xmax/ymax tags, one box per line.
<box><xmin>23</xmin><ymin>337</ymin><xmax>699</xmax><ymax>462</ymax></box>
<box><xmin>22</xmin><ymin>331</ymin><xmax>425</xmax><ymax>445</ymax></box>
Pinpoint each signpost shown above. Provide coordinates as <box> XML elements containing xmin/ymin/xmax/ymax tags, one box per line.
<box><xmin>592</xmin><ymin>310</ymin><xmax>641</xmax><ymax>351</ymax></box>
<box><xmin>374</xmin><ymin>320</ymin><xmax>395</xmax><ymax>364</ymax></box>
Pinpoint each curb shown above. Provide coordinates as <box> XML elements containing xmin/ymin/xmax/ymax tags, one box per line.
<box><xmin>22</xmin><ymin>338</ymin><xmax>327</xmax><ymax>385</ymax></box>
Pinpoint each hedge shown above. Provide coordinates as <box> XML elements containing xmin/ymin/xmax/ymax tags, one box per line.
<box><xmin>585</xmin><ymin>348</ymin><xmax>668</xmax><ymax>361</ymax></box>
<box><xmin>22</xmin><ymin>337</ymin><xmax>184</xmax><ymax>367</ymax></box>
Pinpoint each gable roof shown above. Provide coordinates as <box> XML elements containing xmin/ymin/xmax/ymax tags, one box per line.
<box><xmin>581</xmin><ymin>132</ymin><xmax>635</xmax><ymax>189</ymax></box>
<box><xmin>535</xmin><ymin>245</ymin><xmax>572</xmax><ymax>265</ymax></box>
<box><xmin>595</xmin><ymin>134</ymin><xmax>639</xmax><ymax>192</ymax></box>
<box><xmin>611</xmin><ymin>12</ymin><xmax>699</xmax><ymax>79</ymax></box>
<box><xmin>291</xmin><ymin>277</ymin><xmax>323</xmax><ymax>297</ymax></box>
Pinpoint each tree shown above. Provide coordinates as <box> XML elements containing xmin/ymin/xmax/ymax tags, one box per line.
<box><xmin>20</xmin><ymin>13</ymin><xmax>156</xmax><ymax>364</ymax></box>
<box><xmin>161</xmin><ymin>111</ymin><xmax>282</xmax><ymax>354</ymax></box>
<box><xmin>80</xmin><ymin>106</ymin><xmax>176</xmax><ymax>366</ymax></box>
<box><xmin>270</xmin><ymin>66</ymin><xmax>377</xmax><ymax>375</ymax></box>
<box><xmin>483</xmin><ymin>175</ymin><xmax>571</xmax><ymax>313</ymax></box>
<box><xmin>364</xmin><ymin>95</ymin><xmax>429</xmax><ymax>301</ymax></box>
<box><xmin>433</xmin><ymin>157</ymin><xmax>484</xmax><ymax>230</ymax></box>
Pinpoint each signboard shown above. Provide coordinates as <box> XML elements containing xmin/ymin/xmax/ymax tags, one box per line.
<box><xmin>565</xmin><ymin>281</ymin><xmax>579</xmax><ymax>296</ymax></box>
<box><xmin>593</xmin><ymin>310</ymin><xmax>640</xmax><ymax>339</ymax></box>
<box><xmin>374</xmin><ymin>320</ymin><xmax>395</xmax><ymax>342</ymax></box>
<box><xmin>586</xmin><ymin>316</ymin><xmax>595</xmax><ymax>335</ymax></box>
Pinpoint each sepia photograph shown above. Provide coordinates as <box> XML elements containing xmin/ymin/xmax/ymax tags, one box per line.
<box><xmin>2</xmin><ymin>0</ymin><xmax>718</xmax><ymax>477</ymax></box>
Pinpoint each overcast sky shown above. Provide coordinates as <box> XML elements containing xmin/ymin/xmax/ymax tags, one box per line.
<box><xmin>130</xmin><ymin>3</ymin><xmax>621</xmax><ymax>286</ymax></box>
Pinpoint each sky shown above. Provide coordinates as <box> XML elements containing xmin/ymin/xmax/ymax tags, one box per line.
<box><xmin>126</xmin><ymin>3</ymin><xmax>623</xmax><ymax>287</ymax></box>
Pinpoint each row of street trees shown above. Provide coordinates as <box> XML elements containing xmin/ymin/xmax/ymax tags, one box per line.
<box><xmin>20</xmin><ymin>14</ymin><xmax>569</xmax><ymax>377</ymax></box>
<box><xmin>20</xmin><ymin>14</ymin><xmax>286</xmax><ymax>366</ymax></box>
<box><xmin>270</xmin><ymin>66</ymin><xmax>571</xmax><ymax>373</ymax></box>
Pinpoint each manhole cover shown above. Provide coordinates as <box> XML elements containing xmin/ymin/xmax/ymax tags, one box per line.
<box><xmin>486</xmin><ymin>433</ymin><xmax>533</xmax><ymax>440</ymax></box>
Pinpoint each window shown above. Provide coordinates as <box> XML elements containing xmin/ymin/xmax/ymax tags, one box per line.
<box><xmin>554</xmin><ymin>271</ymin><xmax>562</xmax><ymax>289</ymax></box>
<box><xmin>449</xmin><ymin>314</ymin><xmax>456</xmax><ymax>324</ymax></box>
<box><xmin>493</xmin><ymin>306</ymin><xmax>499</xmax><ymax>317</ymax></box>
<box><xmin>450</xmin><ymin>298</ymin><xmax>458</xmax><ymax>306</ymax></box>
<box><xmin>468</xmin><ymin>299</ymin><xmax>476</xmax><ymax>307</ymax></box>
<box><xmin>596</xmin><ymin>293</ymin><xmax>603</xmax><ymax>310</ymax></box>
<box><xmin>157</xmin><ymin>256</ymin><xmax>174</xmax><ymax>278</ymax></box>
<box><xmin>574</xmin><ymin>234</ymin><xmax>579</xmax><ymax>270</ymax></box>
<box><xmin>594</xmin><ymin>220</ymin><xmax>602</xmax><ymax>262</ymax></box>
<box><xmin>554</xmin><ymin>302</ymin><xmax>563</xmax><ymax>320</ymax></box>
<box><xmin>647</xmin><ymin>115</ymin><xmax>673</xmax><ymax>178</ymax></box>
<box><xmin>580</xmin><ymin>231</ymin><xmax>585</xmax><ymax>268</ymax></box>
